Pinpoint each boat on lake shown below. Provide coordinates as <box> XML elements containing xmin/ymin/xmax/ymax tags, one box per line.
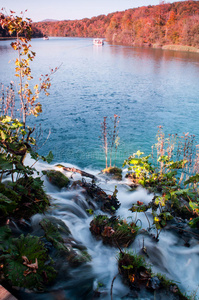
<box><xmin>93</xmin><ymin>38</ymin><xmax>104</xmax><ymax>46</ymax></box>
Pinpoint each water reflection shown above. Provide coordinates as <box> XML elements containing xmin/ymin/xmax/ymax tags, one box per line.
<box><xmin>110</xmin><ymin>43</ymin><xmax>199</xmax><ymax>64</ymax></box>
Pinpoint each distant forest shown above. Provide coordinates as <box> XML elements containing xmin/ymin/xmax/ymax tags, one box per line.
<box><xmin>1</xmin><ymin>1</ymin><xmax>199</xmax><ymax>48</ymax></box>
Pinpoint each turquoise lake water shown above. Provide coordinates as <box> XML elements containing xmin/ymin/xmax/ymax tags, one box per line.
<box><xmin>1</xmin><ymin>37</ymin><xmax>199</xmax><ymax>169</ymax></box>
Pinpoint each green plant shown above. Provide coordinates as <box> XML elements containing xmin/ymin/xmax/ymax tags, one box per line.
<box><xmin>118</xmin><ymin>250</ymin><xmax>152</xmax><ymax>285</ymax></box>
<box><xmin>0</xmin><ymin>116</ymin><xmax>53</xmax><ymax>182</ymax></box>
<box><xmin>123</xmin><ymin>150</ymin><xmax>155</xmax><ymax>187</ymax></box>
<box><xmin>1</xmin><ymin>232</ymin><xmax>56</xmax><ymax>291</ymax></box>
<box><xmin>0</xmin><ymin>10</ymin><xmax>56</xmax><ymax>223</ymax></box>
<box><xmin>125</xmin><ymin>127</ymin><xmax>199</xmax><ymax>239</ymax></box>
<box><xmin>0</xmin><ymin>9</ymin><xmax>55</xmax><ymax>184</ymax></box>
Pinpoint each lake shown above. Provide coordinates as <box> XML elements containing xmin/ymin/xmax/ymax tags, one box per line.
<box><xmin>1</xmin><ymin>37</ymin><xmax>199</xmax><ymax>169</ymax></box>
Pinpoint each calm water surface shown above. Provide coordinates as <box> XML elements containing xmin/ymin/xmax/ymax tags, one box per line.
<box><xmin>1</xmin><ymin>37</ymin><xmax>199</xmax><ymax>168</ymax></box>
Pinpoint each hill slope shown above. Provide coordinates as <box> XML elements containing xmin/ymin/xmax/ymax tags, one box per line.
<box><xmin>1</xmin><ymin>1</ymin><xmax>199</xmax><ymax>49</ymax></box>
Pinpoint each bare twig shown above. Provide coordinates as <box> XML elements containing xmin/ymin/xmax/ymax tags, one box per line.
<box><xmin>110</xmin><ymin>273</ymin><xmax>119</xmax><ymax>300</ymax></box>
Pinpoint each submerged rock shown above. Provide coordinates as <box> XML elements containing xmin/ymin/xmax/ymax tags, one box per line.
<box><xmin>43</xmin><ymin>170</ymin><xmax>70</xmax><ymax>189</ymax></box>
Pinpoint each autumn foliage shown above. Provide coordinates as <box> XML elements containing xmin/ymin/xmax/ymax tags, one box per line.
<box><xmin>30</xmin><ymin>1</ymin><xmax>199</xmax><ymax>48</ymax></box>
<box><xmin>0</xmin><ymin>1</ymin><xmax>199</xmax><ymax>48</ymax></box>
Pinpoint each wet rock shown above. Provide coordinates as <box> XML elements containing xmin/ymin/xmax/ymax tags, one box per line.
<box><xmin>118</xmin><ymin>252</ymin><xmax>188</xmax><ymax>300</ymax></box>
<box><xmin>43</xmin><ymin>170</ymin><xmax>70</xmax><ymax>189</ymax></box>
<box><xmin>71</xmin><ymin>180</ymin><xmax>120</xmax><ymax>214</ymax></box>
<box><xmin>165</xmin><ymin>217</ymin><xmax>199</xmax><ymax>245</ymax></box>
<box><xmin>146</xmin><ymin>276</ymin><xmax>161</xmax><ymax>290</ymax></box>
<box><xmin>90</xmin><ymin>215</ymin><xmax>139</xmax><ymax>247</ymax></box>
<box><xmin>102</xmin><ymin>167</ymin><xmax>123</xmax><ymax>181</ymax></box>
<box><xmin>39</xmin><ymin>216</ymin><xmax>91</xmax><ymax>266</ymax></box>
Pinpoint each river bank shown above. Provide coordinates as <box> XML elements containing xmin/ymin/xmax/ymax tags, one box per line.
<box><xmin>160</xmin><ymin>44</ymin><xmax>199</xmax><ymax>53</ymax></box>
<box><xmin>1</xmin><ymin>35</ymin><xmax>199</xmax><ymax>54</ymax></box>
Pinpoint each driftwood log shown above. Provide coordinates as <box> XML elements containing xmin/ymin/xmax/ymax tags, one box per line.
<box><xmin>56</xmin><ymin>165</ymin><xmax>97</xmax><ymax>180</ymax></box>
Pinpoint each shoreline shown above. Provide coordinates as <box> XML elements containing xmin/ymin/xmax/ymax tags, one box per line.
<box><xmin>0</xmin><ymin>37</ymin><xmax>16</xmax><ymax>40</ymax></box>
<box><xmin>160</xmin><ymin>44</ymin><xmax>199</xmax><ymax>53</ymax></box>
<box><xmin>1</xmin><ymin>36</ymin><xmax>199</xmax><ymax>54</ymax></box>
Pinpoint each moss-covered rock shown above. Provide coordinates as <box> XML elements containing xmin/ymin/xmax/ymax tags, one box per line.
<box><xmin>102</xmin><ymin>167</ymin><xmax>122</xmax><ymax>181</ymax></box>
<box><xmin>90</xmin><ymin>215</ymin><xmax>139</xmax><ymax>247</ymax></box>
<box><xmin>118</xmin><ymin>251</ymin><xmax>188</xmax><ymax>299</ymax></box>
<box><xmin>43</xmin><ymin>170</ymin><xmax>69</xmax><ymax>189</ymax></box>
<box><xmin>40</xmin><ymin>217</ymin><xmax>91</xmax><ymax>266</ymax></box>
<box><xmin>71</xmin><ymin>181</ymin><xmax>120</xmax><ymax>214</ymax></box>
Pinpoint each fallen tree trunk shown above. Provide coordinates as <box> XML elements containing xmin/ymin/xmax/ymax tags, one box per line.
<box><xmin>56</xmin><ymin>165</ymin><xmax>97</xmax><ymax>180</ymax></box>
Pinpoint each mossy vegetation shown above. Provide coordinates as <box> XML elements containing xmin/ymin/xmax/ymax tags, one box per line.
<box><xmin>43</xmin><ymin>170</ymin><xmax>70</xmax><ymax>189</ymax></box>
<box><xmin>72</xmin><ymin>180</ymin><xmax>120</xmax><ymax>214</ymax></box>
<box><xmin>0</xmin><ymin>177</ymin><xmax>50</xmax><ymax>223</ymax></box>
<box><xmin>118</xmin><ymin>251</ymin><xmax>188</xmax><ymax>299</ymax></box>
<box><xmin>90</xmin><ymin>215</ymin><xmax>139</xmax><ymax>247</ymax></box>
<box><xmin>102</xmin><ymin>166</ymin><xmax>122</xmax><ymax>180</ymax></box>
<box><xmin>40</xmin><ymin>217</ymin><xmax>91</xmax><ymax>266</ymax></box>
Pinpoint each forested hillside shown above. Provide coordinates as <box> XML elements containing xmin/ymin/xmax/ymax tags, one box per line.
<box><xmin>105</xmin><ymin>0</ymin><xmax>199</xmax><ymax>47</ymax></box>
<box><xmin>33</xmin><ymin>14</ymin><xmax>113</xmax><ymax>38</ymax></box>
<box><xmin>32</xmin><ymin>1</ymin><xmax>199</xmax><ymax>48</ymax></box>
<box><xmin>1</xmin><ymin>1</ymin><xmax>199</xmax><ymax>48</ymax></box>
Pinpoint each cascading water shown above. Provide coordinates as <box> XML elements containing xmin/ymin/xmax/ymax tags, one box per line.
<box><xmin>12</xmin><ymin>157</ymin><xmax>199</xmax><ymax>300</ymax></box>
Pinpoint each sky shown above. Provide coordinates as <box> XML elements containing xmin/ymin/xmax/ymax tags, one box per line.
<box><xmin>1</xmin><ymin>0</ymin><xmax>178</xmax><ymax>22</ymax></box>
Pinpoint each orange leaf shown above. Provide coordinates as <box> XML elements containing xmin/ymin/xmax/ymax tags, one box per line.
<box><xmin>137</xmin><ymin>201</ymin><xmax>143</xmax><ymax>206</ymax></box>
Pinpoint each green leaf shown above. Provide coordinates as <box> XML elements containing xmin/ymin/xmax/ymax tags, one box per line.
<box><xmin>184</xmin><ymin>174</ymin><xmax>199</xmax><ymax>185</ymax></box>
<box><xmin>122</xmin><ymin>264</ymin><xmax>134</xmax><ymax>270</ymax></box>
<box><xmin>45</xmin><ymin>151</ymin><xmax>53</xmax><ymax>163</ymax></box>
<box><xmin>129</xmin><ymin>204</ymin><xmax>149</xmax><ymax>212</ymax></box>
<box><xmin>1</xmin><ymin>116</ymin><xmax>12</xmax><ymax>123</ymax></box>
<box><xmin>136</xmin><ymin>150</ymin><xmax>144</xmax><ymax>157</ymax></box>
<box><xmin>189</xmin><ymin>201</ymin><xmax>199</xmax><ymax>212</ymax></box>
<box><xmin>0</xmin><ymin>131</ymin><xmax>8</xmax><ymax>140</ymax></box>
<box><xmin>172</xmin><ymin>188</ymin><xmax>190</xmax><ymax>196</ymax></box>
<box><xmin>128</xmin><ymin>158</ymin><xmax>140</xmax><ymax>165</ymax></box>
<box><xmin>168</xmin><ymin>160</ymin><xmax>188</xmax><ymax>170</ymax></box>
<box><xmin>189</xmin><ymin>217</ymin><xmax>199</xmax><ymax>228</ymax></box>
<box><xmin>0</xmin><ymin>154</ymin><xmax>13</xmax><ymax>170</ymax></box>
<box><xmin>29</xmin><ymin>149</ymin><xmax>39</xmax><ymax>160</ymax></box>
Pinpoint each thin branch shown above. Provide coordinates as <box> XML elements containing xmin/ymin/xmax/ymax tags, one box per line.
<box><xmin>110</xmin><ymin>273</ymin><xmax>119</xmax><ymax>300</ymax></box>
